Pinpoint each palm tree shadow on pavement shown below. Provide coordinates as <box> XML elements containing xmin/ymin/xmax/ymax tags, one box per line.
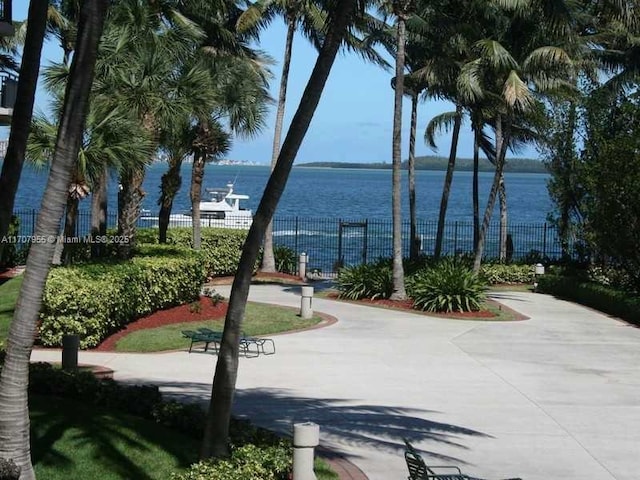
<box><xmin>140</xmin><ymin>380</ymin><xmax>490</xmax><ymax>465</ymax></box>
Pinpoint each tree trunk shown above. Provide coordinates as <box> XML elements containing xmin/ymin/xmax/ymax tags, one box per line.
<box><xmin>0</xmin><ymin>0</ymin><xmax>48</xmax><ymax>263</ymax></box>
<box><xmin>408</xmin><ymin>92</ymin><xmax>419</xmax><ymax>261</ymax></box>
<box><xmin>498</xmin><ymin>173</ymin><xmax>508</xmax><ymax>261</ymax></box>
<box><xmin>117</xmin><ymin>168</ymin><xmax>145</xmax><ymax>258</ymax></box>
<box><xmin>191</xmin><ymin>151</ymin><xmax>205</xmax><ymax>250</ymax></box>
<box><xmin>200</xmin><ymin>0</ymin><xmax>357</xmax><ymax>459</ymax></box>
<box><xmin>390</xmin><ymin>11</ymin><xmax>407</xmax><ymax>300</ymax></box>
<box><xmin>262</xmin><ymin>15</ymin><xmax>296</xmax><ymax>273</ymax></box>
<box><xmin>0</xmin><ymin>3</ymin><xmax>108</xmax><ymax>478</ymax></box>
<box><xmin>434</xmin><ymin>105</ymin><xmax>463</xmax><ymax>259</ymax></box>
<box><xmin>473</xmin><ymin>114</ymin><xmax>510</xmax><ymax>273</ymax></box>
<box><xmin>90</xmin><ymin>167</ymin><xmax>108</xmax><ymax>259</ymax></box>
<box><xmin>61</xmin><ymin>196</ymin><xmax>79</xmax><ymax>265</ymax></box>
<box><xmin>472</xmin><ymin>126</ymin><xmax>480</xmax><ymax>251</ymax></box>
<box><xmin>159</xmin><ymin>159</ymin><xmax>182</xmax><ymax>244</ymax></box>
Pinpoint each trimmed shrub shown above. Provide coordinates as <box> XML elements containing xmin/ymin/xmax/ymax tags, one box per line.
<box><xmin>39</xmin><ymin>245</ymin><xmax>206</xmax><ymax>348</ymax></box>
<box><xmin>171</xmin><ymin>443</ymin><xmax>292</xmax><ymax>480</ymax></box>
<box><xmin>408</xmin><ymin>257</ymin><xmax>487</xmax><ymax>312</ymax></box>
<box><xmin>336</xmin><ymin>259</ymin><xmax>393</xmax><ymax>300</ymax></box>
<box><xmin>479</xmin><ymin>263</ymin><xmax>535</xmax><ymax>285</ymax></box>
<box><xmin>537</xmin><ymin>274</ymin><xmax>640</xmax><ymax>326</ymax></box>
<box><xmin>136</xmin><ymin>227</ymin><xmax>250</xmax><ymax>277</ymax></box>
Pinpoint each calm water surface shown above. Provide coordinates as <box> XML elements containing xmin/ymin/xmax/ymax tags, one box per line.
<box><xmin>14</xmin><ymin>164</ymin><xmax>553</xmax><ymax>223</ymax></box>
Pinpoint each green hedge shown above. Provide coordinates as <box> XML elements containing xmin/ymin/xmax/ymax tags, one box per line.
<box><xmin>479</xmin><ymin>263</ymin><xmax>535</xmax><ymax>285</ymax></box>
<box><xmin>137</xmin><ymin>228</ymin><xmax>249</xmax><ymax>277</ymax></box>
<box><xmin>40</xmin><ymin>245</ymin><xmax>206</xmax><ymax>348</ymax></box>
<box><xmin>538</xmin><ymin>274</ymin><xmax>640</xmax><ymax>326</ymax></box>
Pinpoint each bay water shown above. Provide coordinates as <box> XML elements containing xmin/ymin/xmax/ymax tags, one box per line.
<box><xmin>14</xmin><ymin>163</ymin><xmax>553</xmax><ymax>223</ymax></box>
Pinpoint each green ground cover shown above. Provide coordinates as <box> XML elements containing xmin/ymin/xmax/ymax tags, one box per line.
<box><xmin>115</xmin><ymin>303</ymin><xmax>322</xmax><ymax>352</ymax></box>
<box><xmin>31</xmin><ymin>394</ymin><xmax>338</xmax><ymax>480</ymax></box>
<box><xmin>31</xmin><ymin>394</ymin><xmax>198</xmax><ymax>480</ymax></box>
<box><xmin>0</xmin><ymin>276</ymin><xmax>22</xmax><ymax>342</ymax></box>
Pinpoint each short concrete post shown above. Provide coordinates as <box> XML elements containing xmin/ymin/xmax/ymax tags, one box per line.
<box><xmin>300</xmin><ymin>286</ymin><xmax>314</xmax><ymax>319</ymax></box>
<box><xmin>62</xmin><ymin>334</ymin><xmax>80</xmax><ymax>371</ymax></box>
<box><xmin>298</xmin><ymin>252</ymin><xmax>308</xmax><ymax>280</ymax></box>
<box><xmin>293</xmin><ymin>422</ymin><xmax>319</xmax><ymax>480</ymax></box>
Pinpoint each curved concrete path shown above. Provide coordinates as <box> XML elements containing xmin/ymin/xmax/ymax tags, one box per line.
<box><xmin>32</xmin><ymin>286</ymin><xmax>640</xmax><ymax>480</ymax></box>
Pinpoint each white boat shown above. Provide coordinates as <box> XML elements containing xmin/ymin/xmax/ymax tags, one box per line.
<box><xmin>141</xmin><ymin>183</ymin><xmax>253</xmax><ymax>229</ymax></box>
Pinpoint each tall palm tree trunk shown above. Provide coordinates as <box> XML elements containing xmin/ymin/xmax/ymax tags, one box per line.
<box><xmin>262</xmin><ymin>16</ymin><xmax>296</xmax><ymax>273</ymax></box>
<box><xmin>0</xmin><ymin>3</ymin><xmax>108</xmax><ymax>478</ymax></box>
<box><xmin>191</xmin><ymin>152</ymin><xmax>205</xmax><ymax>250</ymax></box>
<box><xmin>62</xmin><ymin>196</ymin><xmax>79</xmax><ymax>265</ymax></box>
<box><xmin>408</xmin><ymin>92</ymin><xmax>419</xmax><ymax>261</ymax></box>
<box><xmin>473</xmin><ymin>114</ymin><xmax>510</xmax><ymax>273</ymax></box>
<box><xmin>498</xmin><ymin>173</ymin><xmax>508</xmax><ymax>261</ymax></box>
<box><xmin>0</xmin><ymin>0</ymin><xmax>48</xmax><ymax>262</ymax></box>
<box><xmin>201</xmin><ymin>0</ymin><xmax>358</xmax><ymax>459</ymax></box>
<box><xmin>90</xmin><ymin>168</ymin><xmax>108</xmax><ymax>258</ymax></box>
<box><xmin>434</xmin><ymin>105</ymin><xmax>462</xmax><ymax>258</ymax></box>
<box><xmin>390</xmin><ymin>5</ymin><xmax>409</xmax><ymax>300</ymax></box>
<box><xmin>158</xmin><ymin>159</ymin><xmax>182</xmax><ymax>243</ymax></box>
<box><xmin>472</xmin><ymin>127</ymin><xmax>480</xmax><ymax>250</ymax></box>
<box><xmin>117</xmin><ymin>168</ymin><xmax>145</xmax><ymax>258</ymax></box>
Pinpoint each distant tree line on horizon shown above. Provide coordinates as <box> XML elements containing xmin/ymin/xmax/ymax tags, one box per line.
<box><xmin>298</xmin><ymin>156</ymin><xmax>548</xmax><ymax>173</ymax></box>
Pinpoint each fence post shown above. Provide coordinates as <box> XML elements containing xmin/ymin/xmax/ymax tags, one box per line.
<box><xmin>454</xmin><ymin>221</ymin><xmax>459</xmax><ymax>254</ymax></box>
<box><xmin>363</xmin><ymin>219</ymin><xmax>368</xmax><ymax>264</ymax></box>
<box><xmin>542</xmin><ymin>222</ymin><xmax>547</xmax><ymax>258</ymax></box>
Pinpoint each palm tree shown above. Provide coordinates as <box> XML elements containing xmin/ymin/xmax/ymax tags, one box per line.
<box><xmin>26</xmin><ymin>96</ymin><xmax>154</xmax><ymax>262</ymax></box>
<box><xmin>237</xmin><ymin>0</ymin><xmax>324</xmax><ymax>271</ymax></box>
<box><xmin>239</xmin><ymin>0</ymin><xmax>389</xmax><ymax>272</ymax></box>
<box><xmin>201</xmin><ymin>0</ymin><xmax>363</xmax><ymax>458</ymax></box>
<box><xmin>90</xmin><ymin>0</ymin><xmax>210</xmax><ymax>258</ymax></box>
<box><xmin>387</xmin><ymin>0</ymin><xmax>414</xmax><ymax>300</ymax></box>
<box><xmin>465</xmin><ymin>8</ymin><xmax>576</xmax><ymax>273</ymax></box>
<box><xmin>0</xmin><ymin>0</ymin><xmax>48</xmax><ymax>265</ymax></box>
<box><xmin>0</xmin><ymin>2</ymin><xmax>109</xmax><ymax>477</ymax></box>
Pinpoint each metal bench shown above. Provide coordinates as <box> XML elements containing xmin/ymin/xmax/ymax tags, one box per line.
<box><xmin>181</xmin><ymin>329</ymin><xmax>221</xmax><ymax>353</ymax></box>
<box><xmin>403</xmin><ymin>439</ymin><xmax>521</xmax><ymax>480</ymax></box>
<box><xmin>196</xmin><ymin>328</ymin><xmax>275</xmax><ymax>358</ymax></box>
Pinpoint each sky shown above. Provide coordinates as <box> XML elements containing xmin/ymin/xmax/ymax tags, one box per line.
<box><xmin>12</xmin><ymin>4</ymin><xmax>538</xmax><ymax>165</ymax></box>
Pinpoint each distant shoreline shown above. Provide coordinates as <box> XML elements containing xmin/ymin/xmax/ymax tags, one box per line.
<box><xmin>296</xmin><ymin>156</ymin><xmax>548</xmax><ymax>174</ymax></box>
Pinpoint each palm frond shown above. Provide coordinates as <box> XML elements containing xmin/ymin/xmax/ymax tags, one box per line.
<box><xmin>424</xmin><ymin>111</ymin><xmax>461</xmax><ymax>150</ymax></box>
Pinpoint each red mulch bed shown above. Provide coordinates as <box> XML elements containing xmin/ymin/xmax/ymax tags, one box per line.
<box><xmin>94</xmin><ymin>296</ymin><xmax>228</xmax><ymax>351</ymax></box>
<box><xmin>326</xmin><ymin>292</ymin><xmax>498</xmax><ymax>318</ymax></box>
<box><xmin>209</xmin><ymin>272</ymin><xmax>304</xmax><ymax>285</ymax></box>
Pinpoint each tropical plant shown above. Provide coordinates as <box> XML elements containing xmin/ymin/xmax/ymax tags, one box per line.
<box><xmin>0</xmin><ymin>2</ymin><xmax>109</xmax><ymax>477</ymax></box>
<box><xmin>467</xmin><ymin>3</ymin><xmax>578</xmax><ymax>273</ymax></box>
<box><xmin>273</xmin><ymin>244</ymin><xmax>297</xmax><ymax>274</ymax></box>
<box><xmin>0</xmin><ymin>0</ymin><xmax>48</xmax><ymax>266</ymax></box>
<box><xmin>409</xmin><ymin>257</ymin><xmax>487</xmax><ymax>312</ymax></box>
<box><xmin>201</xmin><ymin>0</ymin><xmax>363</xmax><ymax>459</ymax></box>
<box><xmin>239</xmin><ymin>0</ymin><xmax>390</xmax><ymax>272</ymax></box>
<box><xmin>336</xmin><ymin>260</ymin><xmax>393</xmax><ymax>300</ymax></box>
<box><xmin>387</xmin><ymin>0</ymin><xmax>414</xmax><ymax>300</ymax></box>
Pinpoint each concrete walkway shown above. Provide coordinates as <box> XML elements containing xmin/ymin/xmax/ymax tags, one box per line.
<box><xmin>32</xmin><ymin>286</ymin><xmax>640</xmax><ymax>480</ymax></box>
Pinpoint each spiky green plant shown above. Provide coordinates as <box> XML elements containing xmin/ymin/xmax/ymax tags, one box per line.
<box><xmin>409</xmin><ymin>257</ymin><xmax>487</xmax><ymax>312</ymax></box>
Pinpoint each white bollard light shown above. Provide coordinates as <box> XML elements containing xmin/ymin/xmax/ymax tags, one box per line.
<box><xmin>293</xmin><ymin>422</ymin><xmax>320</xmax><ymax>480</ymax></box>
<box><xmin>298</xmin><ymin>252</ymin><xmax>308</xmax><ymax>280</ymax></box>
<box><xmin>300</xmin><ymin>286</ymin><xmax>314</xmax><ymax>319</ymax></box>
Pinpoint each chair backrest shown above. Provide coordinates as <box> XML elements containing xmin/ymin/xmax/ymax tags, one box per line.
<box><xmin>403</xmin><ymin>439</ymin><xmax>433</xmax><ymax>479</ymax></box>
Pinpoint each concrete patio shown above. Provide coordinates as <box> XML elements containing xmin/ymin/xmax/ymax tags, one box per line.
<box><xmin>31</xmin><ymin>286</ymin><xmax>640</xmax><ymax>480</ymax></box>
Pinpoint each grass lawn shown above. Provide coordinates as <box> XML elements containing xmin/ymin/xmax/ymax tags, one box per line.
<box><xmin>115</xmin><ymin>302</ymin><xmax>322</xmax><ymax>352</ymax></box>
<box><xmin>31</xmin><ymin>395</ymin><xmax>198</xmax><ymax>480</ymax></box>
<box><xmin>0</xmin><ymin>275</ymin><xmax>22</xmax><ymax>342</ymax></box>
<box><xmin>31</xmin><ymin>394</ymin><xmax>337</xmax><ymax>480</ymax></box>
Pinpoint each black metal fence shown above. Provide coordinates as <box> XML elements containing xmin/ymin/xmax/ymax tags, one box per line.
<box><xmin>11</xmin><ymin>209</ymin><xmax>567</xmax><ymax>274</ymax></box>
